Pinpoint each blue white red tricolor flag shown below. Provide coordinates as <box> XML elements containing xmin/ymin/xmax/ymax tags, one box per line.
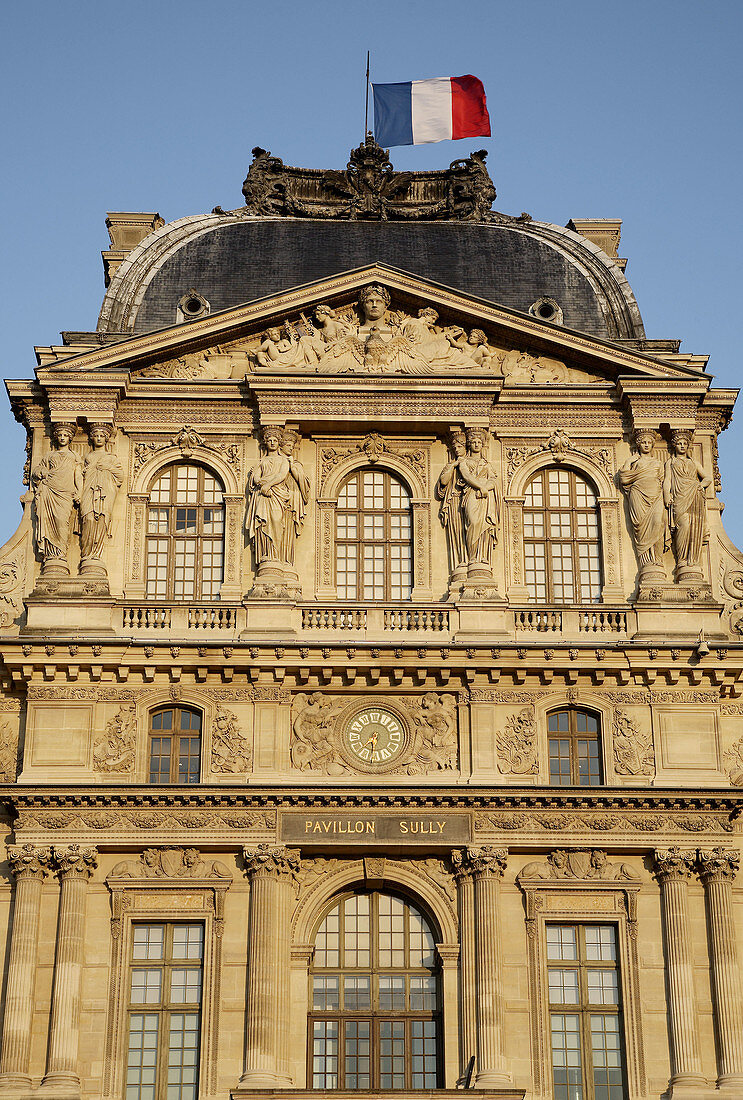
<box><xmin>372</xmin><ymin>75</ymin><xmax>491</xmax><ymax>147</ymax></box>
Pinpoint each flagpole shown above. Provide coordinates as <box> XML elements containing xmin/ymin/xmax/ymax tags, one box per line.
<box><xmin>364</xmin><ymin>51</ymin><xmax>370</xmax><ymax>139</ymax></box>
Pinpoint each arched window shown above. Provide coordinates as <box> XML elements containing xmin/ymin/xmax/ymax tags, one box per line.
<box><xmin>309</xmin><ymin>892</ymin><xmax>441</xmax><ymax>1089</ymax></box>
<box><xmin>524</xmin><ymin>468</ymin><xmax>602</xmax><ymax>603</ymax></box>
<box><xmin>548</xmin><ymin>708</ymin><xmax>602</xmax><ymax>786</ymax></box>
<box><xmin>336</xmin><ymin>470</ymin><xmax>413</xmax><ymax>601</ymax></box>
<box><xmin>149</xmin><ymin>706</ymin><xmax>202</xmax><ymax>783</ymax></box>
<box><xmin>146</xmin><ymin>464</ymin><xmax>224</xmax><ymax>601</ymax></box>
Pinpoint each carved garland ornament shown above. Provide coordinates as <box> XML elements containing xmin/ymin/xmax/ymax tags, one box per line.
<box><xmin>319</xmin><ymin>434</ymin><xmax>428</xmax><ymax>494</ymax></box>
<box><xmin>612</xmin><ymin>709</ymin><xmax>655</xmax><ymax>778</ymax></box>
<box><xmin>506</xmin><ymin>429</ymin><xmax>613</xmax><ymax>484</ymax></box>
<box><xmin>498</xmin><ymin>707</ymin><xmax>538</xmax><ymax>775</ymax></box>
<box><xmin>93</xmin><ymin>706</ymin><xmax>136</xmax><ymax>773</ymax></box>
<box><xmin>133</xmin><ymin>425</ymin><xmax>242</xmax><ymax>474</ymax></box>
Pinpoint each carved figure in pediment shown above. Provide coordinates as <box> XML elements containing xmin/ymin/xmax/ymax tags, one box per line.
<box><xmin>502</xmin><ymin>349</ymin><xmax>569</xmax><ymax>384</ymax></box>
<box><xmin>465</xmin><ymin>329</ymin><xmax>503</xmax><ymax>372</ymax></box>
<box><xmin>78</xmin><ymin>423</ymin><xmax>124</xmax><ymax>580</ymax></box>
<box><xmin>663</xmin><ymin>430</ymin><xmax>711</xmax><ymax>581</ymax></box>
<box><xmin>618</xmin><ymin>429</ymin><xmax>668</xmax><ymax>581</ymax></box>
<box><xmin>254</xmin><ymin>326</ymin><xmax>311</xmax><ymax>370</ymax></box>
<box><xmin>400</xmin><ymin>308</ymin><xmax>478</xmax><ymax>368</ymax></box>
<box><xmin>247</xmin><ymin>426</ymin><xmax>308</xmax><ymax>582</ymax></box>
<box><xmin>436</xmin><ymin>431</ymin><xmax>468</xmax><ymax>583</ymax></box>
<box><xmin>31</xmin><ymin>423</ymin><xmax>82</xmax><ymax>578</ymax></box>
<box><xmin>458</xmin><ymin>428</ymin><xmax>500</xmax><ymax>577</ymax></box>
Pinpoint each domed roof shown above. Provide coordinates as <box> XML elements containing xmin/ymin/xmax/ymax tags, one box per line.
<box><xmin>97</xmin><ymin>143</ymin><xmax>645</xmax><ymax>343</ymax></box>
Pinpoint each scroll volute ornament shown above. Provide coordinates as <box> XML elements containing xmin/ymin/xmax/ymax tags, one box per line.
<box><xmin>698</xmin><ymin>847</ymin><xmax>740</xmax><ymax>883</ymax></box>
<box><xmin>54</xmin><ymin>844</ymin><xmax>98</xmax><ymax>878</ymax></box>
<box><xmin>243</xmin><ymin>844</ymin><xmax>300</xmax><ymax>880</ymax></box>
<box><xmin>7</xmin><ymin>844</ymin><xmax>52</xmax><ymax>879</ymax></box>
<box><xmin>452</xmin><ymin>846</ymin><xmax>507</xmax><ymax>880</ymax></box>
<box><xmin>652</xmin><ymin>847</ymin><xmax>695</xmax><ymax>882</ymax></box>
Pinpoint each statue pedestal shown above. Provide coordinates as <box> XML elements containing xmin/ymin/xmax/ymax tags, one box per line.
<box><xmin>241</xmin><ymin>600</ymin><xmax>298</xmax><ymax>637</ymax></box>
<box><xmin>24</xmin><ymin>592</ymin><xmax>116</xmax><ymax>635</ymax></box>
<box><xmin>454</xmin><ymin>588</ymin><xmax>509</xmax><ymax>640</ymax></box>
<box><xmin>633</xmin><ymin>583</ymin><xmax>725</xmax><ymax>641</ymax></box>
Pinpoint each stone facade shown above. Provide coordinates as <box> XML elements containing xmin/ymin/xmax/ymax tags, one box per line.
<box><xmin>0</xmin><ymin>143</ymin><xmax>741</xmax><ymax>1100</ymax></box>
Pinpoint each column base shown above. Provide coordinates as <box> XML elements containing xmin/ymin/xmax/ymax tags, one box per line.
<box><xmin>236</xmin><ymin>1072</ymin><xmax>293</xmax><ymax>1089</ymax></box>
<box><xmin>717</xmin><ymin>1073</ymin><xmax>743</xmax><ymax>1090</ymax></box>
<box><xmin>37</xmin><ymin>1070</ymin><xmax>81</xmax><ymax>1098</ymax></box>
<box><xmin>475</xmin><ymin>1069</ymin><xmax>512</xmax><ymax>1087</ymax></box>
<box><xmin>666</xmin><ymin>1080</ymin><xmax>716</xmax><ymax>1100</ymax></box>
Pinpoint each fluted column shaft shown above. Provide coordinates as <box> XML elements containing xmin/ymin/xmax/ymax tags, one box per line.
<box><xmin>452</xmin><ymin>859</ymin><xmax>477</xmax><ymax>1081</ymax></box>
<box><xmin>653</xmin><ymin>848</ymin><xmax>705</xmax><ymax>1087</ymax></box>
<box><xmin>459</xmin><ymin>847</ymin><xmax>510</xmax><ymax>1087</ymax></box>
<box><xmin>241</xmin><ymin>845</ymin><xmax>299</xmax><ymax>1088</ymax></box>
<box><xmin>0</xmin><ymin>846</ymin><xmax>52</xmax><ymax>1087</ymax></box>
<box><xmin>699</xmin><ymin>848</ymin><xmax>743</xmax><ymax>1087</ymax></box>
<box><xmin>41</xmin><ymin>845</ymin><xmax>97</xmax><ymax>1094</ymax></box>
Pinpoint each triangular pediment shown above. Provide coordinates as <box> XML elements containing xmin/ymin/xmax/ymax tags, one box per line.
<box><xmin>37</xmin><ymin>265</ymin><xmax>708</xmax><ymax>387</ymax></box>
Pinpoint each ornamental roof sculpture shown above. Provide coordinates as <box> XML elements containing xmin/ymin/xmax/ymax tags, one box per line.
<box><xmin>231</xmin><ymin>137</ymin><xmax>519</xmax><ymax>223</ymax></box>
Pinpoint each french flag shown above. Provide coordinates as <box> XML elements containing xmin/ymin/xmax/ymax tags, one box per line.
<box><xmin>372</xmin><ymin>75</ymin><xmax>491</xmax><ymax>147</ymax></box>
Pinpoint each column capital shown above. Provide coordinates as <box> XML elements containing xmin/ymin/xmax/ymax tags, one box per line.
<box><xmin>452</xmin><ymin>846</ymin><xmax>507</xmax><ymax>881</ymax></box>
<box><xmin>698</xmin><ymin>847</ymin><xmax>740</xmax><ymax>884</ymax></box>
<box><xmin>653</xmin><ymin>847</ymin><xmax>696</xmax><ymax>883</ymax></box>
<box><xmin>53</xmin><ymin>844</ymin><xmax>98</xmax><ymax>879</ymax></box>
<box><xmin>7</xmin><ymin>844</ymin><xmax>52</xmax><ymax>880</ymax></box>
<box><xmin>243</xmin><ymin>843</ymin><xmax>300</xmax><ymax>881</ymax></box>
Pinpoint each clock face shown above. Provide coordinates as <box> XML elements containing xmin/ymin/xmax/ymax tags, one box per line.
<box><xmin>343</xmin><ymin>707</ymin><xmax>406</xmax><ymax>769</ymax></box>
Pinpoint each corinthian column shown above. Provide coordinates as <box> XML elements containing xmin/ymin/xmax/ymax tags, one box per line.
<box><xmin>653</xmin><ymin>848</ymin><xmax>705</xmax><ymax>1089</ymax></box>
<box><xmin>698</xmin><ymin>848</ymin><xmax>743</xmax><ymax>1089</ymax></box>
<box><xmin>240</xmin><ymin>844</ymin><xmax>300</xmax><ymax>1088</ymax></box>
<box><xmin>451</xmin><ymin>849</ymin><xmax>477</xmax><ymax>1082</ymax></box>
<box><xmin>0</xmin><ymin>845</ymin><xmax>52</xmax><ymax>1088</ymax></box>
<box><xmin>467</xmin><ymin>846</ymin><xmax>510</xmax><ymax>1086</ymax></box>
<box><xmin>40</xmin><ymin>845</ymin><xmax>97</xmax><ymax>1095</ymax></box>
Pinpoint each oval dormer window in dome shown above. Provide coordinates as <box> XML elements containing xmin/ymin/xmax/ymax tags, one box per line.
<box><xmin>529</xmin><ymin>296</ymin><xmax>563</xmax><ymax>325</ymax></box>
<box><xmin>177</xmin><ymin>289</ymin><xmax>210</xmax><ymax>324</ymax></box>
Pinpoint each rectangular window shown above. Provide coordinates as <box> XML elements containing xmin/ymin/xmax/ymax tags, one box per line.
<box><xmin>547</xmin><ymin>924</ymin><xmax>626</xmax><ymax>1100</ymax></box>
<box><xmin>126</xmin><ymin>923</ymin><xmax>203</xmax><ymax>1100</ymax></box>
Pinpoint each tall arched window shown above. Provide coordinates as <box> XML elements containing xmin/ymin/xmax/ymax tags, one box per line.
<box><xmin>336</xmin><ymin>470</ymin><xmax>413</xmax><ymax>601</ymax></box>
<box><xmin>309</xmin><ymin>892</ymin><xmax>441</xmax><ymax>1089</ymax></box>
<box><xmin>146</xmin><ymin>464</ymin><xmax>224</xmax><ymax>601</ymax></box>
<box><xmin>149</xmin><ymin>705</ymin><xmax>202</xmax><ymax>784</ymax></box>
<box><xmin>524</xmin><ymin>468</ymin><xmax>602</xmax><ymax>603</ymax></box>
<box><xmin>548</xmin><ymin>708</ymin><xmax>602</xmax><ymax>786</ymax></box>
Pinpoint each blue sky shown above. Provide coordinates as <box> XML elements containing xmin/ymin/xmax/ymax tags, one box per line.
<box><xmin>1</xmin><ymin>0</ymin><xmax>742</xmax><ymax>545</ymax></box>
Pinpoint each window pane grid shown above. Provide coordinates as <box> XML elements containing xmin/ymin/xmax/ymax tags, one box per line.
<box><xmin>146</xmin><ymin>465</ymin><xmax>224</xmax><ymax>602</ymax></box>
<box><xmin>126</xmin><ymin>924</ymin><xmax>203</xmax><ymax>1100</ymax></box>
<box><xmin>336</xmin><ymin>470</ymin><xmax>413</xmax><ymax>602</ymax></box>
<box><xmin>548</xmin><ymin>925</ymin><xmax>627</xmax><ymax>1100</ymax></box>
<box><xmin>524</xmin><ymin>468</ymin><xmax>602</xmax><ymax>604</ymax></box>
<box><xmin>149</xmin><ymin>708</ymin><xmax>201</xmax><ymax>784</ymax></box>
<box><xmin>548</xmin><ymin>709</ymin><xmax>603</xmax><ymax>786</ymax></box>
<box><xmin>310</xmin><ymin>892</ymin><xmax>440</xmax><ymax>1089</ymax></box>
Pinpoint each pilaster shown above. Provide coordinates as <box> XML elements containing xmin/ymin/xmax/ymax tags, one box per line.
<box><xmin>0</xmin><ymin>845</ymin><xmax>52</xmax><ymax>1090</ymax></box>
<box><xmin>698</xmin><ymin>848</ymin><xmax>743</xmax><ymax>1089</ymax></box>
<box><xmin>39</xmin><ymin>845</ymin><xmax>97</xmax><ymax>1098</ymax></box>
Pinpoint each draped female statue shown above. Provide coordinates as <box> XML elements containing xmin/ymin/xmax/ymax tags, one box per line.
<box><xmin>246</xmin><ymin>426</ymin><xmax>310</xmax><ymax>585</ymax></box>
<box><xmin>436</xmin><ymin>431</ymin><xmax>467</xmax><ymax>584</ymax></box>
<box><xmin>618</xmin><ymin>429</ymin><xmax>668</xmax><ymax>580</ymax></box>
<box><xmin>31</xmin><ymin>422</ymin><xmax>82</xmax><ymax>578</ymax></box>
<box><xmin>78</xmin><ymin>423</ymin><xmax>124</xmax><ymax>579</ymax></box>
<box><xmin>663</xmin><ymin>429</ymin><xmax>711</xmax><ymax>581</ymax></box>
<box><xmin>457</xmin><ymin>427</ymin><xmax>500</xmax><ymax>577</ymax></box>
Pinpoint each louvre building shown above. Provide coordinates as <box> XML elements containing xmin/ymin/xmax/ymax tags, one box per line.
<box><xmin>0</xmin><ymin>138</ymin><xmax>742</xmax><ymax>1100</ymax></box>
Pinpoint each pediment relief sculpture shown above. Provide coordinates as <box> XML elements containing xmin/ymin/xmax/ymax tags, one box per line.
<box><xmin>109</xmin><ymin>847</ymin><xmax>231</xmax><ymax>880</ymax></box>
<box><xmin>518</xmin><ymin>849</ymin><xmax>637</xmax><ymax>883</ymax></box>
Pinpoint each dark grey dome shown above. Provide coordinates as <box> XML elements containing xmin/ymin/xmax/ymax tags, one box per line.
<box><xmin>98</xmin><ymin>215</ymin><xmax>645</xmax><ymax>342</ymax></box>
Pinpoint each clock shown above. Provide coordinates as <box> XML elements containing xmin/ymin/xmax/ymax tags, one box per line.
<box><xmin>341</xmin><ymin>706</ymin><xmax>408</xmax><ymax>771</ymax></box>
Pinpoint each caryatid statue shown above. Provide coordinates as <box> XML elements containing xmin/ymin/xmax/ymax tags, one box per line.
<box><xmin>78</xmin><ymin>423</ymin><xmax>124</xmax><ymax>580</ymax></box>
<box><xmin>436</xmin><ymin>431</ymin><xmax>468</xmax><ymax>584</ymax></box>
<box><xmin>278</xmin><ymin>428</ymin><xmax>310</xmax><ymax>570</ymax></box>
<box><xmin>458</xmin><ymin>427</ymin><xmax>500</xmax><ymax>578</ymax></box>
<box><xmin>246</xmin><ymin>426</ymin><xmax>310</xmax><ymax>585</ymax></box>
<box><xmin>31</xmin><ymin>422</ymin><xmax>82</xmax><ymax>578</ymax></box>
<box><xmin>663</xmin><ymin>429</ymin><xmax>711</xmax><ymax>581</ymax></box>
<box><xmin>618</xmin><ymin>428</ymin><xmax>668</xmax><ymax>581</ymax></box>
